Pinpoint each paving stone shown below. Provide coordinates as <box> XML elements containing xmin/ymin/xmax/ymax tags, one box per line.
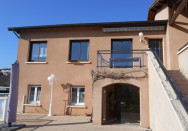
<box><xmin>13</xmin><ymin>114</ymin><xmax>147</xmax><ymax>131</ymax></box>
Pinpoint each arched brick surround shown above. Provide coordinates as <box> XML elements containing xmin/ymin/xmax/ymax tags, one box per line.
<box><xmin>92</xmin><ymin>78</ymin><xmax>149</xmax><ymax>128</ymax></box>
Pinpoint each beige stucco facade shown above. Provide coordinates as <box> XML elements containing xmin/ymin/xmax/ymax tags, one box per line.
<box><xmin>154</xmin><ymin>4</ymin><xmax>188</xmax><ymax>70</ymax></box>
<box><xmin>92</xmin><ymin>70</ymin><xmax>149</xmax><ymax>127</ymax></box>
<box><xmin>10</xmin><ymin>0</ymin><xmax>188</xmax><ymax>129</ymax></box>
<box><xmin>16</xmin><ymin>26</ymin><xmax>166</xmax><ymax>128</ymax></box>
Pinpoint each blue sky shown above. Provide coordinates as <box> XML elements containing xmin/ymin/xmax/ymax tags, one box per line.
<box><xmin>0</xmin><ymin>0</ymin><xmax>153</xmax><ymax>69</ymax></box>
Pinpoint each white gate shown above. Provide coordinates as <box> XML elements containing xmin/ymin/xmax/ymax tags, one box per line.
<box><xmin>0</xmin><ymin>95</ymin><xmax>8</xmax><ymax>122</ymax></box>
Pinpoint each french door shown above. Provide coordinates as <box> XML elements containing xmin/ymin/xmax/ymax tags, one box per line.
<box><xmin>111</xmin><ymin>39</ymin><xmax>132</xmax><ymax>68</ymax></box>
<box><xmin>149</xmin><ymin>39</ymin><xmax>163</xmax><ymax>62</ymax></box>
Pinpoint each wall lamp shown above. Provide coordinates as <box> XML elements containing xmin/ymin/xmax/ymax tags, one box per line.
<box><xmin>139</xmin><ymin>32</ymin><xmax>144</xmax><ymax>42</ymax></box>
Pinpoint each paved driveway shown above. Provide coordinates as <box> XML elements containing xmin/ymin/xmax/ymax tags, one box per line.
<box><xmin>14</xmin><ymin>114</ymin><xmax>148</xmax><ymax>131</ymax></box>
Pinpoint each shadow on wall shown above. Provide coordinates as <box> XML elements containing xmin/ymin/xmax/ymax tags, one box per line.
<box><xmin>23</xmin><ymin>95</ymin><xmax>48</xmax><ymax>114</ymax></box>
<box><xmin>174</xmin><ymin>22</ymin><xmax>188</xmax><ymax>34</ymax></box>
<box><xmin>173</xmin><ymin>8</ymin><xmax>188</xmax><ymax>34</ymax></box>
<box><xmin>39</xmin><ymin>106</ymin><xmax>49</xmax><ymax>113</ymax></box>
<box><xmin>61</xmin><ymin>83</ymin><xmax>72</xmax><ymax>115</ymax></box>
<box><xmin>168</xmin><ymin>70</ymin><xmax>188</xmax><ymax>101</ymax></box>
<box><xmin>24</xmin><ymin>106</ymin><xmax>49</xmax><ymax>114</ymax></box>
<box><xmin>63</xmin><ymin>100</ymin><xmax>72</xmax><ymax>115</ymax></box>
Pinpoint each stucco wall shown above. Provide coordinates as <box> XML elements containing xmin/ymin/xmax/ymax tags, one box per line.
<box><xmin>154</xmin><ymin>5</ymin><xmax>169</xmax><ymax>20</ymax></box>
<box><xmin>16</xmin><ymin>26</ymin><xmax>166</xmax><ymax>116</ymax></box>
<box><xmin>148</xmin><ymin>51</ymin><xmax>187</xmax><ymax>131</ymax></box>
<box><xmin>92</xmin><ymin>68</ymin><xmax>149</xmax><ymax>128</ymax></box>
<box><xmin>178</xmin><ymin>47</ymin><xmax>188</xmax><ymax>79</ymax></box>
<box><xmin>166</xmin><ymin>7</ymin><xmax>188</xmax><ymax>70</ymax></box>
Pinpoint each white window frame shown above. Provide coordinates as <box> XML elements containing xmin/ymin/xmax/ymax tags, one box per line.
<box><xmin>0</xmin><ymin>96</ymin><xmax>8</xmax><ymax>122</ymax></box>
<box><xmin>28</xmin><ymin>85</ymin><xmax>41</xmax><ymax>104</ymax></box>
<box><xmin>71</xmin><ymin>86</ymin><xmax>85</xmax><ymax>106</ymax></box>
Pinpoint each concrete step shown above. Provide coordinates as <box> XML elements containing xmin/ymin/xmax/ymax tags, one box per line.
<box><xmin>93</xmin><ymin>125</ymin><xmax>151</xmax><ymax>131</ymax></box>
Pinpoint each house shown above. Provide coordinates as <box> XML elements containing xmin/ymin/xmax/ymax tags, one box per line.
<box><xmin>8</xmin><ymin>0</ymin><xmax>188</xmax><ymax>130</ymax></box>
<box><xmin>0</xmin><ymin>69</ymin><xmax>10</xmax><ymax>95</ymax></box>
<box><xmin>0</xmin><ymin>69</ymin><xmax>10</xmax><ymax>122</ymax></box>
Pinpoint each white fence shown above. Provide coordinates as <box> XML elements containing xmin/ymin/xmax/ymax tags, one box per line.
<box><xmin>0</xmin><ymin>95</ymin><xmax>9</xmax><ymax>122</ymax></box>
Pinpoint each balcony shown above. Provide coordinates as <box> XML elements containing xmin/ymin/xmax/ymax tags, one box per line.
<box><xmin>97</xmin><ymin>50</ymin><xmax>148</xmax><ymax>68</ymax></box>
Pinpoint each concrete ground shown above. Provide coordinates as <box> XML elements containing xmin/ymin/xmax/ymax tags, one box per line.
<box><xmin>11</xmin><ymin>114</ymin><xmax>149</xmax><ymax>131</ymax></box>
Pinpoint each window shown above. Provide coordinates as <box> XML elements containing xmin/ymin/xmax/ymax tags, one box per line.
<box><xmin>111</xmin><ymin>39</ymin><xmax>132</xmax><ymax>68</ymax></box>
<box><xmin>69</xmin><ymin>40</ymin><xmax>89</xmax><ymax>61</ymax></box>
<box><xmin>28</xmin><ymin>86</ymin><xmax>41</xmax><ymax>104</ymax></box>
<box><xmin>149</xmin><ymin>39</ymin><xmax>163</xmax><ymax>62</ymax></box>
<box><xmin>71</xmin><ymin>87</ymin><xmax>85</xmax><ymax>105</ymax></box>
<box><xmin>29</xmin><ymin>42</ymin><xmax>47</xmax><ymax>62</ymax></box>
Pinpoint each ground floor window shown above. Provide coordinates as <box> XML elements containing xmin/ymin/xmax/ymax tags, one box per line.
<box><xmin>28</xmin><ymin>85</ymin><xmax>41</xmax><ymax>104</ymax></box>
<box><xmin>71</xmin><ymin>87</ymin><xmax>85</xmax><ymax>105</ymax></box>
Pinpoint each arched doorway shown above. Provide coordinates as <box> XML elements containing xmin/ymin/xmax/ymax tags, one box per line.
<box><xmin>102</xmin><ymin>83</ymin><xmax>140</xmax><ymax>124</ymax></box>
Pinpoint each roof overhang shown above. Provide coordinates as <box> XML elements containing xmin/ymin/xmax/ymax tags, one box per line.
<box><xmin>8</xmin><ymin>20</ymin><xmax>168</xmax><ymax>34</ymax></box>
<box><xmin>148</xmin><ymin>0</ymin><xmax>180</xmax><ymax>21</ymax></box>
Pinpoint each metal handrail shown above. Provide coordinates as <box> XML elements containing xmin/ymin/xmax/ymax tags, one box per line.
<box><xmin>98</xmin><ymin>53</ymin><xmax>109</xmax><ymax>65</ymax></box>
<box><xmin>152</xmin><ymin>51</ymin><xmax>188</xmax><ymax>113</ymax></box>
<box><xmin>97</xmin><ymin>49</ymin><xmax>150</xmax><ymax>52</ymax></box>
<box><xmin>97</xmin><ymin>50</ymin><xmax>148</xmax><ymax>68</ymax></box>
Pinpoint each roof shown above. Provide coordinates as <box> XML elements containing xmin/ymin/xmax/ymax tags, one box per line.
<box><xmin>8</xmin><ymin>20</ymin><xmax>168</xmax><ymax>34</ymax></box>
<box><xmin>148</xmin><ymin>0</ymin><xmax>179</xmax><ymax>20</ymax></box>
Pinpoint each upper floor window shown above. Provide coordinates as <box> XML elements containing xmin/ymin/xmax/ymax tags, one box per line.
<box><xmin>29</xmin><ymin>41</ymin><xmax>47</xmax><ymax>62</ymax></box>
<box><xmin>149</xmin><ymin>39</ymin><xmax>163</xmax><ymax>62</ymax></box>
<box><xmin>111</xmin><ymin>39</ymin><xmax>132</xmax><ymax>68</ymax></box>
<box><xmin>69</xmin><ymin>40</ymin><xmax>89</xmax><ymax>61</ymax></box>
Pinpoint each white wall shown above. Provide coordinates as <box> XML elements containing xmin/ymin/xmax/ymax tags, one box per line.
<box><xmin>148</xmin><ymin>51</ymin><xmax>188</xmax><ymax>131</ymax></box>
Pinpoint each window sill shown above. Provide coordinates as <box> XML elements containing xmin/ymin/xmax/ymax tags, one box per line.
<box><xmin>67</xmin><ymin>105</ymin><xmax>86</xmax><ymax>108</ymax></box>
<box><xmin>25</xmin><ymin>62</ymin><xmax>48</xmax><ymax>64</ymax></box>
<box><xmin>24</xmin><ymin>104</ymin><xmax>41</xmax><ymax>107</ymax></box>
<box><xmin>66</xmin><ymin>61</ymin><xmax>91</xmax><ymax>64</ymax></box>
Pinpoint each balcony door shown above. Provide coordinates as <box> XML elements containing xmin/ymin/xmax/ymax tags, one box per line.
<box><xmin>149</xmin><ymin>39</ymin><xmax>163</xmax><ymax>62</ymax></box>
<box><xmin>111</xmin><ymin>39</ymin><xmax>132</xmax><ymax>68</ymax></box>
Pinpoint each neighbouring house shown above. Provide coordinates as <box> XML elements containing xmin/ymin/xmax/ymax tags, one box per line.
<box><xmin>8</xmin><ymin>0</ymin><xmax>188</xmax><ymax>130</ymax></box>
<box><xmin>0</xmin><ymin>69</ymin><xmax>10</xmax><ymax>122</ymax></box>
<box><xmin>0</xmin><ymin>69</ymin><xmax>10</xmax><ymax>95</ymax></box>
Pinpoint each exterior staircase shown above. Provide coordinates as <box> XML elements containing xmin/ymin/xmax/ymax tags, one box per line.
<box><xmin>147</xmin><ymin>51</ymin><xmax>188</xmax><ymax>131</ymax></box>
<box><xmin>168</xmin><ymin>70</ymin><xmax>188</xmax><ymax>102</ymax></box>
